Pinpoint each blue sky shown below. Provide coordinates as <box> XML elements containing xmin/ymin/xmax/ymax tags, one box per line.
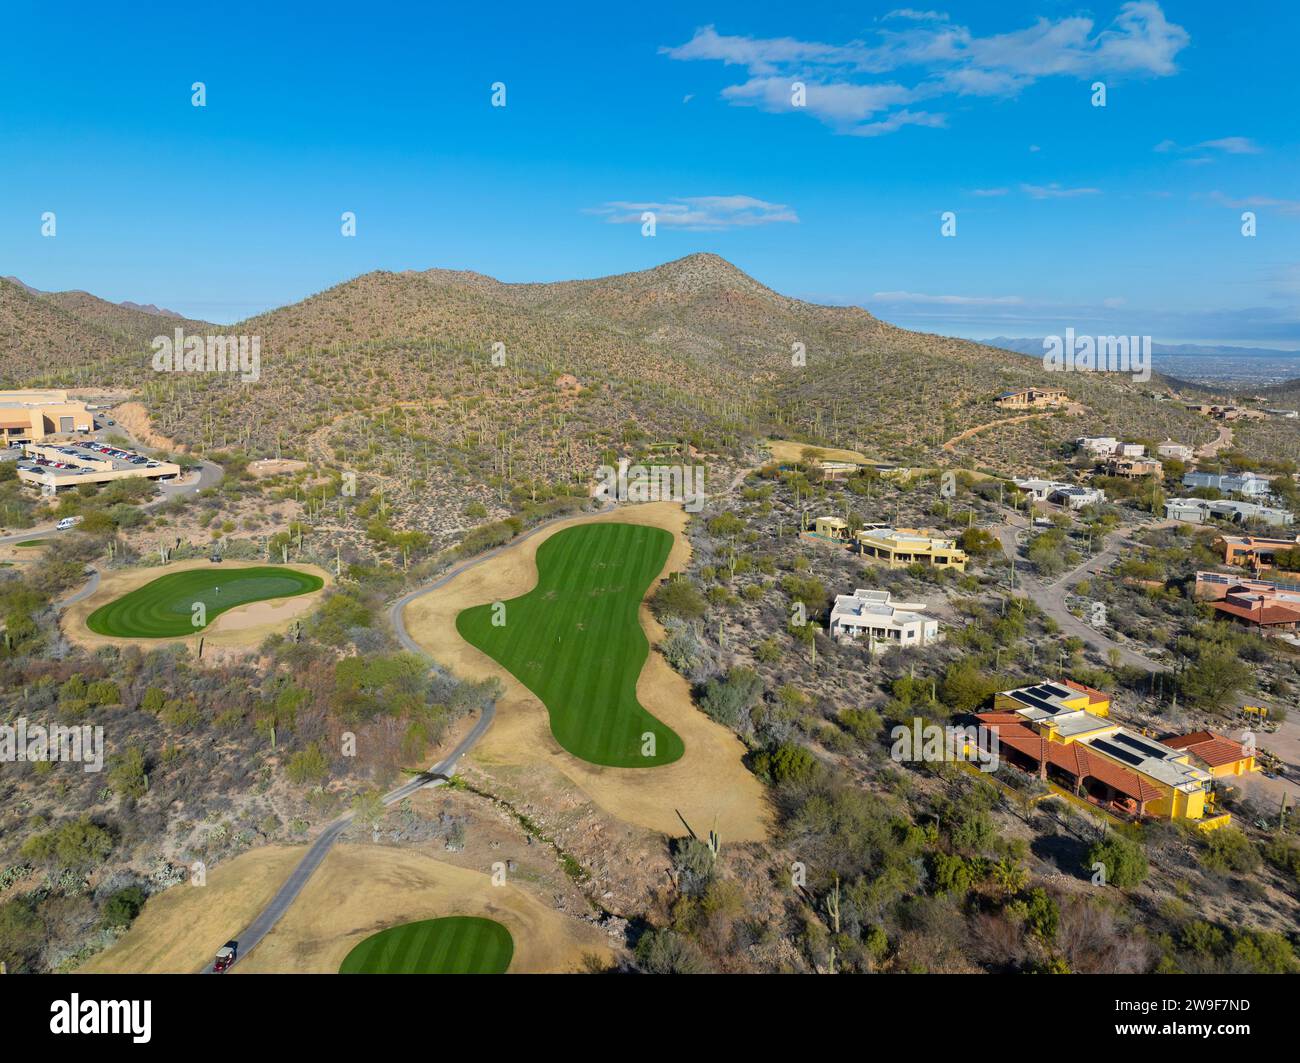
<box><xmin>1</xmin><ymin>1</ymin><xmax>1296</xmax><ymax>347</ymax></box>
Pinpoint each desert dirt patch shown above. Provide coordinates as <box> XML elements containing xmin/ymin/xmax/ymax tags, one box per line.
<box><xmin>110</xmin><ymin>401</ymin><xmax>185</xmax><ymax>452</ymax></box>
<box><xmin>63</xmin><ymin>558</ymin><xmax>332</xmax><ymax>652</ymax></box>
<box><xmin>247</xmin><ymin>457</ymin><xmax>310</xmax><ymax>477</ymax></box>
<box><xmin>766</xmin><ymin>438</ymin><xmax>878</xmax><ymax>466</ymax></box>
<box><xmin>402</xmin><ymin>501</ymin><xmax>773</xmax><ymax>843</ymax></box>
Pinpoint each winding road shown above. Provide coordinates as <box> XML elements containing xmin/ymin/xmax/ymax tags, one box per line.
<box><xmin>995</xmin><ymin>513</ymin><xmax>1172</xmax><ymax>673</ymax></box>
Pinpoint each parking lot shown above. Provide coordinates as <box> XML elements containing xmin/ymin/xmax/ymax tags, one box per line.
<box><xmin>14</xmin><ymin>440</ymin><xmax>180</xmax><ymax>491</ymax></box>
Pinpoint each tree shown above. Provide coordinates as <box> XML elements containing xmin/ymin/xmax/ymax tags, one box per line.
<box><xmin>351</xmin><ymin>789</ymin><xmax>386</xmax><ymax>830</ymax></box>
<box><xmin>1087</xmin><ymin>833</ymin><xmax>1148</xmax><ymax>889</ymax></box>
<box><xmin>958</xmin><ymin>527</ymin><xmax>999</xmax><ymax>556</ymax></box>
<box><xmin>21</xmin><ymin>817</ymin><xmax>113</xmax><ymax>872</ymax></box>
<box><xmin>1181</xmin><ymin>647</ymin><xmax>1251</xmax><ymax>711</ymax></box>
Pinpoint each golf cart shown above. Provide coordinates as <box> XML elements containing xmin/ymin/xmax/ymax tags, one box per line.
<box><xmin>213</xmin><ymin>941</ymin><xmax>237</xmax><ymax>972</ymax></box>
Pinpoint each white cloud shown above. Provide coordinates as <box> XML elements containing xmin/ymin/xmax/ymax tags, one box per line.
<box><xmin>1210</xmin><ymin>191</ymin><xmax>1300</xmax><ymax>216</ymax></box>
<box><xmin>585</xmin><ymin>195</ymin><xmax>799</xmax><ymax>231</ymax></box>
<box><xmin>882</xmin><ymin>9</ymin><xmax>950</xmax><ymax>22</ymax></box>
<box><xmin>971</xmin><ymin>187</ymin><xmax>1009</xmax><ymax>197</ymax></box>
<box><xmin>1197</xmin><ymin>136</ymin><xmax>1261</xmax><ymax>154</ymax></box>
<box><xmin>872</xmin><ymin>291</ymin><xmax>1026</xmax><ymax>306</ymax></box>
<box><xmin>1021</xmin><ymin>182</ymin><xmax>1102</xmax><ymax>199</ymax></box>
<box><xmin>662</xmin><ymin>3</ymin><xmax>1189</xmax><ymax>137</ymax></box>
<box><xmin>1156</xmin><ymin>135</ymin><xmax>1262</xmax><ymax>157</ymax></box>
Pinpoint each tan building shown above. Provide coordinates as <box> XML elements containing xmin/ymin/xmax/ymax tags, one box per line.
<box><xmin>1216</xmin><ymin>533</ymin><xmax>1300</xmax><ymax>569</ymax></box>
<box><xmin>809</xmin><ymin>516</ymin><xmax>849</xmax><ymax>540</ymax></box>
<box><xmin>0</xmin><ymin>389</ymin><xmax>94</xmax><ymax>445</ymax></box>
<box><xmin>1104</xmin><ymin>457</ymin><xmax>1163</xmax><ymax>479</ymax></box>
<box><xmin>855</xmin><ymin>527</ymin><xmax>968</xmax><ymax>571</ymax></box>
<box><xmin>995</xmin><ymin>386</ymin><xmax>1068</xmax><ymax>409</ymax></box>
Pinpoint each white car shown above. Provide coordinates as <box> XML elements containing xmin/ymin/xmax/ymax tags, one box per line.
<box><xmin>55</xmin><ymin>517</ymin><xmax>82</xmax><ymax>531</ymax></box>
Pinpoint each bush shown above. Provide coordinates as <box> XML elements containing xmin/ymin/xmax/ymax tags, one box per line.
<box><xmin>285</xmin><ymin>743</ymin><xmax>329</xmax><ymax>785</ymax></box>
<box><xmin>754</xmin><ymin>742</ymin><xmax>819</xmax><ymax>787</ymax></box>
<box><xmin>635</xmin><ymin>928</ymin><xmax>709</xmax><ymax>974</ymax></box>
<box><xmin>651</xmin><ymin>578</ymin><xmax>707</xmax><ymax>622</ymax></box>
<box><xmin>1087</xmin><ymin>833</ymin><xmax>1148</xmax><ymax>889</ymax></box>
<box><xmin>1200</xmin><ymin>828</ymin><xmax>1260</xmax><ymax>874</ymax></box>
<box><xmin>20</xmin><ymin>817</ymin><xmax>113</xmax><ymax>872</ymax></box>
<box><xmin>102</xmin><ymin>886</ymin><xmax>147</xmax><ymax>928</ymax></box>
<box><xmin>698</xmin><ymin>668</ymin><xmax>764</xmax><ymax>728</ymax></box>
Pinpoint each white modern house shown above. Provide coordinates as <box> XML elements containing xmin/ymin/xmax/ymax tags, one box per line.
<box><xmin>1076</xmin><ymin>436</ymin><xmax>1119</xmax><ymax>456</ymax></box>
<box><xmin>1054</xmin><ymin>485</ymin><xmax>1106</xmax><ymax>509</ymax></box>
<box><xmin>828</xmin><ymin>589</ymin><xmax>940</xmax><ymax>653</ymax></box>
<box><xmin>1182</xmin><ymin>471</ymin><xmax>1273</xmax><ymax>498</ymax></box>
<box><xmin>1117</xmin><ymin>442</ymin><xmax>1146</xmax><ymax>458</ymax></box>
<box><xmin>1164</xmin><ymin>498</ymin><xmax>1293</xmax><ymax>527</ymax></box>
<box><xmin>1156</xmin><ymin>440</ymin><xmax>1195</xmax><ymax>462</ymax></box>
<box><xmin>1012</xmin><ymin>478</ymin><xmax>1061</xmax><ymax>502</ymax></box>
<box><xmin>1012</xmin><ymin>479</ymin><xmax>1105</xmax><ymax>509</ymax></box>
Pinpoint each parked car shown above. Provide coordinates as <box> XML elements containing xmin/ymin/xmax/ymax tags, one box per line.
<box><xmin>55</xmin><ymin>517</ymin><xmax>82</xmax><ymax>531</ymax></box>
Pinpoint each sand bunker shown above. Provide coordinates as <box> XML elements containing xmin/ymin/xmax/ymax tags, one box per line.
<box><xmin>65</xmin><ymin>558</ymin><xmax>332</xmax><ymax>651</ymax></box>
<box><xmin>402</xmin><ymin>501</ymin><xmax>772</xmax><ymax>842</ymax></box>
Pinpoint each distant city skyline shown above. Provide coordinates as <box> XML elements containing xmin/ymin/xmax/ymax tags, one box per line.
<box><xmin>2</xmin><ymin>1</ymin><xmax>1296</xmax><ymax>350</ymax></box>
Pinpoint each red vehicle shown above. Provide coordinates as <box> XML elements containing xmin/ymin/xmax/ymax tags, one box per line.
<box><xmin>213</xmin><ymin>942</ymin><xmax>237</xmax><ymax>972</ymax></box>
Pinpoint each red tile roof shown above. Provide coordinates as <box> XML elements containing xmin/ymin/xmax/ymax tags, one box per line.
<box><xmin>976</xmin><ymin>713</ymin><xmax>1163</xmax><ymax>804</ymax></box>
<box><xmin>1160</xmin><ymin>730</ymin><xmax>1251</xmax><ymax>768</ymax></box>
<box><xmin>1062</xmin><ymin>678</ymin><xmax>1108</xmax><ymax>702</ymax></box>
<box><xmin>1212</xmin><ymin>600</ymin><xmax>1300</xmax><ymax>626</ymax></box>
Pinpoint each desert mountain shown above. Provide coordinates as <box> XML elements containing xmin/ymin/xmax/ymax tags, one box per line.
<box><xmin>0</xmin><ymin>277</ymin><xmax>210</xmax><ymax>387</ymax></box>
<box><xmin>5</xmin><ymin>255</ymin><xmax>1266</xmax><ymax>478</ymax></box>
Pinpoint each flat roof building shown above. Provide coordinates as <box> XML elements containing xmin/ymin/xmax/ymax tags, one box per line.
<box><xmin>1164</xmin><ymin>498</ymin><xmax>1292</xmax><ymax>527</ymax></box>
<box><xmin>854</xmin><ymin>527</ymin><xmax>968</xmax><ymax>571</ymax></box>
<box><xmin>1217</xmin><ymin>532</ymin><xmax>1300</xmax><ymax>569</ymax></box>
<box><xmin>996</xmin><ymin>386</ymin><xmax>1068</xmax><ymax>409</ymax></box>
<box><xmin>982</xmin><ymin>680</ymin><xmax>1221</xmax><ymax>823</ymax></box>
<box><xmin>1183</xmin><ymin>470</ymin><xmax>1274</xmax><ymax>498</ymax></box>
<box><xmin>15</xmin><ymin>441</ymin><xmax>180</xmax><ymax>492</ymax></box>
<box><xmin>0</xmin><ymin>389</ymin><xmax>94</xmax><ymax>445</ymax></box>
<box><xmin>828</xmin><ymin>588</ymin><xmax>940</xmax><ymax>652</ymax></box>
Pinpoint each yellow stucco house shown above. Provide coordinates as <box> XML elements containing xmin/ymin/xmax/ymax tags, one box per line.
<box><xmin>855</xmin><ymin>527</ymin><xmax>968</xmax><ymax>571</ymax></box>
<box><xmin>982</xmin><ymin>680</ymin><xmax>1227</xmax><ymax>826</ymax></box>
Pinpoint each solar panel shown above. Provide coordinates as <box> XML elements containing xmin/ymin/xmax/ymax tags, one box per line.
<box><xmin>1091</xmin><ymin>739</ymin><xmax>1144</xmax><ymax>767</ymax></box>
<box><xmin>1113</xmin><ymin>733</ymin><xmax>1166</xmax><ymax>757</ymax></box>
<box><xmin>1013</xmin><ymin>692</ymin><xmax>1061</xmax><ymax>715</ymax></box>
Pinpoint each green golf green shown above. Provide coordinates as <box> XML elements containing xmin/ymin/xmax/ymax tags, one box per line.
<box><xmin>86</xmin><ymin>566</ymin><xmax>324</xmax><ymax>638</ymax></box>
<box><xmin>456</xmin><ymin>522</ymin><xmax>685</xmax><ymax>768</ymax></box>
<box><xmin>339</xmin><ymin>916</ymin><xmax>513</xmax><ymax>974</ymax></box>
